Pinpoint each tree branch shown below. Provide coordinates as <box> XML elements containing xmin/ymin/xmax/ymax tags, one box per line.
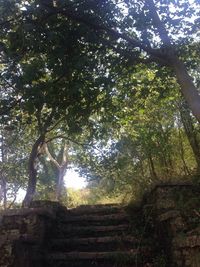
<box><xmin>147</xmin><ymin>0</ymin><xmax>172</xmax><ymax>47</ymax></box>
<box><xmin>46</xmin><ymin>116</ymin><xmax>64</xmax><ymax>133</ymax></box>
<box><xmin>102</xmin><ymin>37</ymin><xmax>165</xmax><ymax>65</ymax></box>
<box><xmin>44</xmin><ymin>142</ymin><xmax>61</xmax><ymax>169</ymax></box>
<box><xmin>40</xmin><ymin>3</ymin><xmax>164</xmax><ymax>60</ymax></box>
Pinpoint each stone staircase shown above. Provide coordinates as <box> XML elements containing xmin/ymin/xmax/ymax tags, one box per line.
<box><xmin>1</xmin><ymin>185</ymin><xmax>200</xmax><ymax>267</ymax></box>
<box><xmin>44</xmin><ymin>204</ymin><xmax>154</xmax><ymax>267</ymax></box>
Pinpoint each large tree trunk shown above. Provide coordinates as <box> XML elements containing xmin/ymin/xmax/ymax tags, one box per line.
<box><xmin>171</xmin><ymin>57</ymin><xmax>200</xmax><ymax>123</ymax></box>
<box><xmin>22</xmin><ymin>135</ymin><xmax>45</xmax><ymax>207</ymax></box>
<box><xmin>147</xmin><ymin>0</ymin><xmax>200</xmax><ymax>122</ymax></box>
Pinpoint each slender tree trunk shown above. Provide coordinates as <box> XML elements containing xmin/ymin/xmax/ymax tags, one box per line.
<box><xmin>178</xmin><ymin>126</ymin><xmax>190</xmax><ymax>176</ymax></box>
<box><xmin>22</xmin><ymin>135</ymin><xmax>45</xmax><ymax>207</ymax></box>
<box><xmin>148</xmin><ymin>152</ymin><xmax>158</xmax><ymax>179</ymax></box>
<box><xmin>0</xmin><ymin>134</ymin><xmax>7</xmax><ymax>209</ymax></box>
<box><xmin>44</xmin><ymin>142</ymin><xmax>68</xmax><ymax>202</ymax></box>
<box><xmin>2</xmin><ymin>178</ymin><xmax>7</xmax><ymax>209</ymax></box>
<box><xmin>56</xmin><ymin>167</ymin><xmax>66</xmax><ymax>202</ymax></box>
<box><xmin>57</xmin><ymin>143</ymin><xmax>68</xmax><ymax>201</ymax></box>
<box><xmin>156</xmin><ymin>139</ymin><xmax>171</xmax><ymax>177</ymax></box>
<box><xmin>179</xmin><ymin>99</ymin><xmax>200</xmax><ymax>173</ymax></box>
<box><xmin>0</xmin><ymin>177</ymin><xmax>7</xmax><ymax>209</ymax></box>
<box><xmin>139</xmin><ymin>159</ymin><xmax>145</xmax><ymax>177</ymax></box>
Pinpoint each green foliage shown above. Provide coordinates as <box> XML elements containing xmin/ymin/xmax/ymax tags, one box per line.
<box><xmin>64</xmin><ymin>188</ymin><xmax>89</xmax><ymax>208</ymax></box>
<box><xmin>0</xmin><ymin>0</ymin><xmax>200</xmax><ymax>205</ymax></box>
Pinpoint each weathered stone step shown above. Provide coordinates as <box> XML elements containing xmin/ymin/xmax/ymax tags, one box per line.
<box><xmin>46</xmin><ymin>250</ymin><xmax>152</xmax><ymax>266</ymax></box>
<box><xmin>67</xmin><ymin>204</ymin><xmax>124</xmax><ymax>216</ymax></box>
<box><xmin>47</xmin><ymin>264</ymin><xmax>151</xmax><ymax>267</ymax></box>
<box><xmin>50</xmin><ymin>236</ymin><xmax>140</xmax><ymax>252</ymax></box>
<box><xmin>55</xmin><ymin>224</ymin><xmax>131</xmax><ymax>238</ymax></box>
<box><xmin>60</xmin><ymin>213</ymin><xmax>130</xmax><ymax>226</ymax></box>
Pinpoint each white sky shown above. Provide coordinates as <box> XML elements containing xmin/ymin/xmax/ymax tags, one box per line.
<box><xmin>64</xmin><ymin>169</ymin><xmax>87</xmax><ymax>189</ymax></box>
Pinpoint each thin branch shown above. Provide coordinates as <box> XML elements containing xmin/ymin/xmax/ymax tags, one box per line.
<box><xmin>46</xmin><ymin>135</ymin><xmax>91</xmax><ymax>149</ymax></box>
<box><xmin>46</xmin><ymin>117</ymin><xmax>65</xmax><ymax>133</ymax></box>
<box><xmin>193</xmin><ymin>209</ymin><xmax>200</xmax><ymax>218</ymax></box>
<box><xmin>7</xmin><ymin>185</ymin><xmax>21</xmax><ymax>209</ymax></box>
<box><xmin>45</xmin><ymin>134</ymin><xmax>106</xmax><ymax>157</ymax></box>
<box><xmin>102</xmin><ymin>37</ymin><xmax>163</xmax><ymax>65</ymax></box>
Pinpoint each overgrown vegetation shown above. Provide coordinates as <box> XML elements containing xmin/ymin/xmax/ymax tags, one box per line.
<box><xmin>0</xmin><ymin>0</ymin><xmax>200</xmax><ymax>208</ymax></box>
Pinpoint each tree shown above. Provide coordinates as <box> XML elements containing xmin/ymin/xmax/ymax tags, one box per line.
<box><xmin>74</xmin><ymin>67</ymin><xmax>199</xmax><ymax>201</ymax></box>
<box><xmin>25</xmin><ymin>0</ymin><xmax>200</xmax><ymax>122</ymax></box>
<box><xmin>0</xmin><ymin>0</ymin><xmax>117</xmax><ymax>205</ymax></box>
<box><xmin>1</xmin><ymin>0</ymin><xmax>200</xmax><ymax>204</ymax></box>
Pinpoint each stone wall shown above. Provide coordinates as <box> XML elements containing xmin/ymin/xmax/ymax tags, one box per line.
<box><xmin>144</xmin><ymin>184</ymin><xmax>200</xmax><ymax>267</ymax></box>
<box><xmin>0</xmin><ymin>201</ymin><xmax>66</xmax><ymax>267</ymax></box>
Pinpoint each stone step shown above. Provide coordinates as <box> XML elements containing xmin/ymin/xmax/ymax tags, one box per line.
<box><xmin>46</xmin><ymin>264</ymin><xmax>152</xmax><ymax>267</ymax></box>
<box><xmin>67</xmin><ymin>205</ymin><xmax>124</xmax><ymax>216</ymax></box>
<box><xmin>46</xmin><ymin>250</ymin><xmax>152</xmax><ymax>267</ymax></box>
<box><xmin>50</xmin><ymin>236</ymin><xmax>141</xmax><ymax>252</ymax></box>
<box><xmin>59</xmin><ymin>212</ymin><xmax>130</xmax><ymax>226</ymax></box>
<box><xmin>55</xmin><ymin>224</ymin><xmax>131</xmax><ymax>238</ymax></box>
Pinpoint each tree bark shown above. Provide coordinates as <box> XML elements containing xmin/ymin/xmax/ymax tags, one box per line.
<box><xmin>148</xmin><ymin>152</ymin><xmax>158</xmax><ymax>179</ymax></box>
<box><xmin>22</xmin><ymin>135</ymin><xmax>45</xmax><ymax>207</ymax></box>
<box><xmin>2</xmin><ymin>178</ymin><xmax>7</xmax><ymax>209</ymax></box>
<box><xmin>171</xmin><ymin>57</ymin><xmax>200</xmax><ymax>123</ymax></box>
<box><xmin>44</xmin><ymin>142</ymin><xmax>68</xmax><ymax>201</ymax></box>
<box><xmin>147</xmin><ymin>0</ymin><xmax>200</xmax><ymax>122</ymax></box>
<box><xmin>178</xmin><ymin>126</ymin><xmax>190</xmax><ymax>176</ymax></box>
<box><xmin>179</xmin><ymin>99</ymin><xmax>200</xmax><ymax>173</ymax></box>
<box><xmin>56</xmin><ymin>167</ymin><xmax>65</xmax><ymax>201</ymax></box>
<box><xmin>0</xmin><ymin>133</ymin><xmax>7</xmax><ymax>209</ymax></box>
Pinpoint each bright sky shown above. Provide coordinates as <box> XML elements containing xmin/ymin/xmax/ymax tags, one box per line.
<box><xmin>64</xmin><ymin>169</ymin><xmax>87</xmax><ymax>189</ymax></box>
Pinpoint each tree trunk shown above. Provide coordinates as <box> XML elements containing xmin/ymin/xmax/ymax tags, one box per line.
<box><xmin>56</xmin><ymin>167</ymin><xmax>66</xmax><ymax>202</ymax></box>
<box><xmin>171</xmin><ymin>56</ymin><xmax>200</xmax><ymax>123</ymax></box>
<box><xmin>178</xmin><ymin>126</ymin><xmax>190</xmax><ymax>176</ymax></box>
<box><xmin>44</xmin><ymin>142</ymin><xmax>68</xmax><ymax>202</ymax></box>
<box><xmin>22</xmin><ymin>135</ymin><xmax>45</xmax><ymax>207</ymax></box>
<box><xmin>179</xmin><ymin>99</ymin><xmax>200</xmax><ymax>173</ymax></box>
<box><xmin>156</xmin><ymin>138</ymin><xmax>171</xmax><ymax>177</ymax></box>
<box><xmin>0</xmin><ymin>133</ymin><xmax>7</xmax><ymax>209</ymax></box>
<box><xmin>2</xmin><ymin>178</ymin><xmax>7</xmax><ymax>209</ymax></box>
<box><xmin>148</xmin><ymin>152</ymin><xmax>158</xmax><ymax>179</ymax></box>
